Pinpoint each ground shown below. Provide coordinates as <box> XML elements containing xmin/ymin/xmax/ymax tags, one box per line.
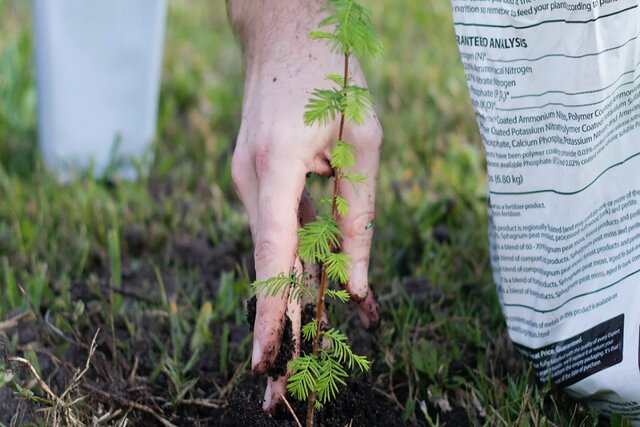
<box><xmin>0</xmin><ymin>0</ymin><xmax>622</xmax><ymax>425</ymax></box>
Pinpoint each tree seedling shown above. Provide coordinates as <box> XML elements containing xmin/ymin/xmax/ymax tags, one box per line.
<box><xmin>251</xmin><ymin>1</ymin><xmax>383</xmax><ymax>426</ymax></box>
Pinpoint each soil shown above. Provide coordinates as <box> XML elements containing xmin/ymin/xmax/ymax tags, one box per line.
<box><xmin>1</xmin><ymin>207</ymin><xmax>591</xmax><ymax>426</ymax></box>
<box><xmin>0</xmin><ymin>224</ymin><xmax>409</xmax><ymax>426</ymax></box>
<box><xmin>225</xmin><ymin>379</ymin><xmax>405</xmax><ymax>427</ymax></box>
<box><xmin>266</xmin><ymin>315</ymin><xmax>294</xmax><ymax>380</ymax></box>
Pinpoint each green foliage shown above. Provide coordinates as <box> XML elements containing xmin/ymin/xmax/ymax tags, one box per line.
<box><xmin>301</xmin><ymin>319</ymin><xmax>319</xmax><ymax>341</ymax></box>
<box><xmin>287</xmin><ymin>351</ymin><xmax>352</xmax><ymax>408</ymax></box>
<box><xmin>315</xmin><ymin>354</ymin><xmax>349</xmax><ymax>406</ymax></box>
<box><xmin>288</xmin><ymin>355</ymin><xmax>321</xmax><ymax>402</ymax></box>
<box><xmin>163</xmin><ymin>350</ymin><xmax>200</xmax><ymax>405</ymax></box>
<box><xmin>326</xmin><ymin>289</ymin><xmax>350</xmax><ymax>303</ymax></box>
<box><xmin>297</xmin><ymin>216</ymin><xmax>342</xmax><ymax>264</ymax></box>
<box><xmin>334</xmin><ymin>195</ymin><xmax>350</xmax><ymax>217</ymax></box>
<box><xmin>250</xmin><ymin>271</ymin><xmax>313</xmax><ymax>302</ymax></box>
<box><xmin>303</xmin><ymin>88</ymin><xmax>342</xmax><ymax>126</ymax></box>
<box><xmin>341</xmin><ymin>172</ymin><xmax>366</xmax><ymax>187</ymax></box>
<box><xmin>322</xmin><ymin>329</ymin><xmax>370</xmax><ymax>371</ymax></box>
<box><xmin>342</xmin><ymin>85</ymin><xmax>375</xmax><ymax>125</ymax></box>
<box><xmin>323</xmin><ymin>252</ymin><xmax>351</xmax><ymax>285</ymax></box>
<box><xmin>285</xmin><ymin>0</ymin><xmax>379</xmax><ymax>418</ymax></box>
<box><xmin>213</xmin><ymin>271</ymin><xmax>250</xmax><ymax>324</ymax></box>
<box><xmin>330</xmin><ymin>140</ymin><xmax>356</xmax><ymax>170</ymax></box>
<box><xmin>611</xmin><ymin>414</ymin><xmax>632</xmax><ymax>427</ymax></box>
<box><xmin>325</xmin><ymin>73</ymin><xmax>351</xmax><ymax>86</ymax></box>
<box><xmin>310</xmin><ymin>0</ymin><xmax>384</xmax><ymax>59</ymax></box>
<box><xmin>190</xmin><ymin>301</ymin><xmax>214</xmax><ymax>352</ymax></box>
<box><xmin>304</xmin><ymin>84</ymin><xmax>374</xmax><ymax>127</ymax></box>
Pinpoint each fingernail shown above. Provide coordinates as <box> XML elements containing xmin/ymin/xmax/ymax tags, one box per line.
<box><xmin>252</xmin><ymin>340</ymin><xmax>262</xmax><ymax>371</ymax></box>
<box><xmin>263</xmin><ymin>381</ymin><xmax>272</xmax><ymax>410</ymax></box>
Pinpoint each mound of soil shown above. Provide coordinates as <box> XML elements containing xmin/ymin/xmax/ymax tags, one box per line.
<box><xmin>225</xmin><ymin>379</ymin><xmax>405</xmax><ymax>427</ymax></box>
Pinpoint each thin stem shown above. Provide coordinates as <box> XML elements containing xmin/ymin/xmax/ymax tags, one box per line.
<box><xmin>306</xmin><ymin>52</ymin><xmax>350</xmax><ymax>427</ymax></box>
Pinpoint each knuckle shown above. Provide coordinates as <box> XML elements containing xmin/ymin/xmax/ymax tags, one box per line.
<box><xmin>254</xmin><ymin>227</ymin><xmax>297</xmax><ymax>274</ymax></box>
<box><xmin>231</xmin><ymin>152</ymin><xmax>247</xmax><ymax>191</ymax></box>
<box><xmin>253</xmin><ymin>141</ymin><xmax>272</xmax><ymax>177</ymax></box>
<box><xmin>254</xmin><ymin>235</ymin><xmax>279</xmax><ymax>270</ymax></box>
<box><xmin>253</xmin><ymin>136</ymin><xmax>289</xmax><ymax>178</ymax></box>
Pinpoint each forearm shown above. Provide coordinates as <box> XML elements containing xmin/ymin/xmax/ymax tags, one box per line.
<box><xmin>226</xmin><ymin>0</ymin><xmax>324</xmax><ymax>62</ymax></box>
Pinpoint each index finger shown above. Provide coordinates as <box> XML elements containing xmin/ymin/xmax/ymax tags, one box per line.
<box><xmin>251</xmin><ymin>152</ymin><xmax>307</xmax><ymax>374</ymax></box>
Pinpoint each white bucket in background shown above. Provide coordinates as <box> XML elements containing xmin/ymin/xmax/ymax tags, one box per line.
<box><xmin>32</xmin><ymin>0</ymin><xmax>168</xmax><ymax>179</ymax></box>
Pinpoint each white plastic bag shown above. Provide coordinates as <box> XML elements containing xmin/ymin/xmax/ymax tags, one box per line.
<box><xmin>32</xmin><ymin>0</ymin><xmax>168</xmax><ymax>179</ymax></box>
<box><xmin>453</xmin><ymin>0</ymin><xmax>640</xmax><ymax>422</ymax></box>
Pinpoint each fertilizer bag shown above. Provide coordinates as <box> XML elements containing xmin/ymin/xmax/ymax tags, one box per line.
<box><xmin>452</xmin><ymin>0</ymin><xmax>640</xmax><ymax>422</ymax></box>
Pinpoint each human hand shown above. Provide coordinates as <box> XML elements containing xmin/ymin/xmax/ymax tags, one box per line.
<box><xmin>228</xmin><ymin>0</ymin><xmax>382</xmax><ymax>412</ymax></box>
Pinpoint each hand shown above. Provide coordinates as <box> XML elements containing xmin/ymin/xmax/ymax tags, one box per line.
<box><xmin>229</xmin><ymin>0</ymin><xmax>382</xmax><ymax>412</ymax></box>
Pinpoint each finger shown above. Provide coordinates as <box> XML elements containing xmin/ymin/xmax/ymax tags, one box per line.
<box><xmin>338</xmin><ymin>122</ymin><xmax>383</xmax><ymax>329</ymax></box>
<box><xmin>252</xmin><ymin>157</ymin><xmax>307</xmax><ymax>374</ymax></box>
<box><xmin>263</xmin><ymin>279</ymin><xmax>301</xmax><ymax>412</ymax></box>
<box><xmin>231</xmin><ymin>141</ymin><xmax>259</xmax><ymax>239</ymax></box>
<box><xmin>263</xmin><ymin>377</ymin><xmax>286</xmax><ymax>414</ymax></box>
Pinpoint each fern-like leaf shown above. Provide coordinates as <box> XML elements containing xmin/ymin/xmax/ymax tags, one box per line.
<box><xmin>301</xmin><ymin>319</ymin><xmax>319</xmax><ymax>342</ymax></box>
<box><xmin>342</xmin><ymin>173</ymin><xmax>366</xmax><ymax>188</ymax></box>
<box><xmin>316</xmin><ymin>354</ymin><xmax>348</xmax><ymax>405</ymax></box>
<box><xmin>334</xmin><ymin>195</ymin><xmax>349</xmax><ymax>217</ymax></box>
<box><xmin>250</xmin><ymin>272</ymin><xmax>297</xmax><ymax>299</ymax></box>
<box><xmin>342</xmin><ymin>85</ymin><xmax>375</xmax><ymax>125</ymax></box>
<box><xmin>298</xmin><ymin>216</ymin><xmax>342</xmax><ymax>263</ymax></box>
<box><xmin>323</xmin><ymin>252</ymin><xmax>351</xmax><ymax>285</ymax></box>
<box><xmin>251</xmin><ymin>271</ymin><xmax>314</xmax><ymax>302</ymax></box>
<box><xmin>326</xmin><ymin>289</ymin><xmax>350</xmax><ymax>303</ymax></box>
<box><xmin>322</xmin><ymin>328</ymin><xmax>350</xmax><ymax>367</ymax></box>
<box><xmin>304</xmin><ymin>88</ymin><xmax>342</xmax><ymax>126</ymax></box>
<box><xmin>330</xmin><ymin>140</ymin><xmax>356</xmax><ymax>170</ymax></box>
<box><xmin>288</xmin><ymin>355</ymin><xmax>321</xmax><ymax>401</ymax></box>
<box><xmin>322</xmin><ymin>328</ymin><xmax>370</xmax><ymax>372</ymax></box>
<box><xmin>290</xmin><ymin>283</ymin><xmax>317</xmax><ymax>303</ymax></box>
<box><xmin>312</xmin><ymin>0</ymin><xmax>384</xmax><ymax>60</ymax></box>
<box><xmin>325</xmin><ymin>73</ymin><xmax>353</xmax><ymax>86</ymax></box>
<box><xmin>351</xmin><ymin>353</ymin><xmax>371</xmax><ymax>372</ymax></box>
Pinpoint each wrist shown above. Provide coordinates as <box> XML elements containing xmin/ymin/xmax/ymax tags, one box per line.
<box><xmin>227</xmin><ymin>0</ymin><xmax>325</xmax><ymax>61</ymax></box>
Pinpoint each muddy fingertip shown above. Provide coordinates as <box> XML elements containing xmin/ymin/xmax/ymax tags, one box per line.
<box><xmin>355</xmin><ymin>290</ymin><xmax>380</xmax><ymax>331</ymax></box>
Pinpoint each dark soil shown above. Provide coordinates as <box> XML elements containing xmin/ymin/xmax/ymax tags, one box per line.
<box><xmin>0</xmin><ymin>227</ymin><xmax>602</xmax><ymax>426</ymax></box>
<box><xmin>0</xmin><ymin>388</ymin><xmax>39</xmax><ymax>426</ymax></box>
<box><xmin>247</xmin><ymin>295</ymin><xmax>297</xmax><ymax>379</ymax></box>
<box><xmin>0</xmin><ymin>226</ymin><xmax>409</xmax><ymax>426</ymax></box>
<box><xmin>246</xmin><ymin>295</ymin><xmax>257</xmax><ymax>329</ymax></box>
<box><xmin>225</xmin><ymin>379</ymin><xmax>405</xmax><ymax>427</ymax></box>
<box><xmin>266</xmin><ymin>315</ymin><xmax>294</xmax><ymax>380</ymax></box>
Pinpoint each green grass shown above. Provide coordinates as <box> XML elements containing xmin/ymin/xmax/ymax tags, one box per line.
<box><xmin>0</xmin><ymin>0</ymin><xmax>616</xmax><ymax>425</ymax></box>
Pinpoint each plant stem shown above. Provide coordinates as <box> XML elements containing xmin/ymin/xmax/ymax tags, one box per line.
<box><xmin>305</xmin><ymin>52</ymin><xmax>350</xmax><ymax>427</ymax></box>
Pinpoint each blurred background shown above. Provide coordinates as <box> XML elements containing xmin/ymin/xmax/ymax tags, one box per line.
<box><xmin>0</xmin><ymin>0</ymin><xmax>603</xmax><ymax>425</ymax></box>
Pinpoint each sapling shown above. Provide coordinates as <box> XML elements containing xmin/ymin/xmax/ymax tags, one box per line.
<box><xmin>251</xmin><ymin>1</ymin><xmax>383</xmax><ymax>425</ymax></box>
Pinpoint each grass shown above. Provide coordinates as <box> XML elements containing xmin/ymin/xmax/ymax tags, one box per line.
<box><xmin>0</xmin><ymin>0</ymin><xmax>620</xmax><ymax>425</ymax></box>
